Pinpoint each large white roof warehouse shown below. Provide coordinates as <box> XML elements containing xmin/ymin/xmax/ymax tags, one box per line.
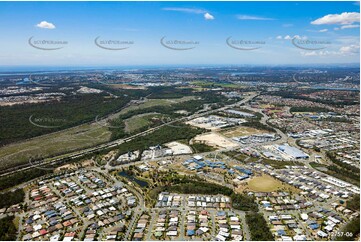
<box><xmin>277</xmin><ymin>144</ymin><xmax>309</xmax><ymax>160</ymax></box>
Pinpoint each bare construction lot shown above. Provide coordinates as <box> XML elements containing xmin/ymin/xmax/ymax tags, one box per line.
<box><xmin>192</xmin><ymin>132</ymin><xmax>239</xmax><ymax>149</ymax></box>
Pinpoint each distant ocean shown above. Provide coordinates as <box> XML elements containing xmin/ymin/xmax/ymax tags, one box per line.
<box><xmin>0</xmin><ymin>66</ymin><xmax>130</xmax><ymax>73</ymax></box>
<box><xmin>0</xmin><ymin>65</ymin><xmax>198</xmax><ymax>74</ymax></box>
<box><xmin>0</xmin><ymin>64</ymin><xmax>358</xmax><ymax>74</ymax></box>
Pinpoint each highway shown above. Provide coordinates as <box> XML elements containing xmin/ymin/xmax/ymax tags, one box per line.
<box><xmin>0</xmin><ymin>93</ymin><xmax>258</xmax><ymax>178</ymax></box>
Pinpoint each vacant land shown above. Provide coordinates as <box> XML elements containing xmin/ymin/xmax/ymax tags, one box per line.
<box><xmin>165</xmin><ymin>141</ymin><xmax>193</xmax><ymax>155</ymax></box>
<box><xmin>192</xmin><ymin>132</ymin><xmax>239</xmax><ymax>149</ymax></box>
<box><xmin>221</xmin><ymin>126</ymin><xmax>268</xmax><ymax>137</ymax></box>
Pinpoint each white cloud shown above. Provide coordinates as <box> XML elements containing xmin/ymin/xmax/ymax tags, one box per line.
<box><xmin>336</xmin><ymin>36</ymin><xmax>360</xmax><ymax>45</ymax></box>
<box><xmin>311</xmin><ymin>12</ymin><xmax>360</xmax><ymax>25</ymax></box>
<box><xmin>319</xmin><ymin>29</ymin><xmax>328</xmax><ymax>32</ymax></box>
<box><xmin>162</xmin><ymin>7</ymin><xmax>214</xmax><ymax>20</ymax></box>
<box><xmin>36</xmin><ymin>21</ymin><xmax>56</xmax><ymax>29</ymax></box>
<box><xmin>301</xmin><ymin>50</ymin><xmax>339</xmax><ymax>56</ymax></box>
<box><xmin>301</xmin><ymin>44</ymin><xmax>359</xmax><ymax>56</ymax></box>
<box><xmin>339</xmin><ymin>44</ymin><xmax>360</xmax><ymax>54</ymax></box>
<box><xmin>237</xmin><ymin>15</ymin><xmax>275</xmax><ymax>20</ymax></box>
<box><xmin>162</xmin><ymin>7</ymin><xmax>205</xmax><ymax>14</ymax></box>
<box><xmin>204</xmin><ymin>13</ymin><xmax>214</xmax><ymax>20</ymax></box>
<box><xmin>284</xmin><ymin>35</ymin><xmax>292</xmax><ymax>40</ymax></box>
<box><xmin>282</xmin><ymin>35</ymin><xmax>306</xmax><ymax>40</ymax></box>
<box><xmin>334</xmin><ymin>24</ymin><xmax>359</xmax><ymax>31</ymax></box>
<box><xmin>301</xmin><ymin>51</ymin><xmax>320</xmax><ymax>56</ymax></box>
<box><xmin>341</xmin><ymin>24</ymin><xmax>360</xmax><ymax>29</ymax></box>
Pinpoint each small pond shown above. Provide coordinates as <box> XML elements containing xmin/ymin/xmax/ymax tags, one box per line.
<box><xmin>118</xmin><ymin>171</ymin><xmax>148</xmax><ymax>187</ymax></box>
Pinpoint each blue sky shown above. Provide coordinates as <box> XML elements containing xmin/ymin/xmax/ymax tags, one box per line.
<box><xmin>0</xmin><ymin>1</ymin><xmax>359</xmax><ymax>66</ymax></box>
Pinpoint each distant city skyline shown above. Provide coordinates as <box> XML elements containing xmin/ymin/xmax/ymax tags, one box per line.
<box><xmin>0</xmin><ymin>1</ymin><xmax>359</xmax><ymax>66</ymax></box>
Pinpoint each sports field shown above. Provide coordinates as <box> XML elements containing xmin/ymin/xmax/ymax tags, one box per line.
<box><xmin>247</xmin><ymin>175</ymin><xmax>283</xmax><ymax>192</ymax></box>
<box><xmin>235</xmin><ymin>173</ymin><xmax>301</xmax><ymax>194</ymax></box>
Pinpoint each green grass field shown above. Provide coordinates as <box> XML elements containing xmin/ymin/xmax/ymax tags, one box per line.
<box><xmin>0</xmin><ymin>122</ymin><xmax>111</xmax><ymax>170</ymax></box>
<box><xmin>191</xmin><ymin>81</ymin><xmax>244</xmax><ymax>89</ymax></box>
<box><xmin>119</xmin><ymin>96</ymin><xmax>195</xmax><ymax>114</ymax></box>
<box><xmin>124</xmin><ymin>113</ymin><xmax>161</xmax><ymax>133</ymax></box>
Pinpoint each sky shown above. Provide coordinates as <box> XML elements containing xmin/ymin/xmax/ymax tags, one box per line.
<box><xmin>0</xmin><ymin>1</ymin><xmax>359</xmax><ymax>67</ymax></box>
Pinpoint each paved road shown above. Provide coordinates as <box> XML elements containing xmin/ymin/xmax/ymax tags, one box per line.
<box><xmin>235</xmin><ymin>210</ymin><xmax>251</xmax><ymax>241</ymax></box>
<box><xmin>124</xmin><ymin>211</ymin><xmax>141</xmax><ymax>240</ymax></box>
<box><xmin>146</xmin><ymin>210</ymin><xmax>157</xmax><ymax>240</ymax></box>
